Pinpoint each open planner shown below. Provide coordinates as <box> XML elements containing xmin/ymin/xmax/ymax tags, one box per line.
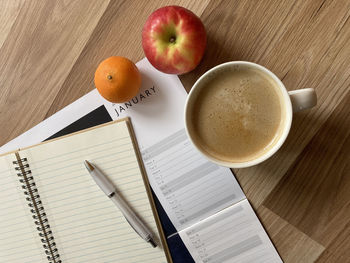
<box><xmin>0</xmin><ymin>119</ymin><xmax>170</xmax><ymax>263</ymax></box>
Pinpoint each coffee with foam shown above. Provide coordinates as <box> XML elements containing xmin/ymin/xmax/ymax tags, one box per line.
<box><xmin>187</xmin><ymin>65</ymin><xmax>285</xmax><ymax>163</ymax></box>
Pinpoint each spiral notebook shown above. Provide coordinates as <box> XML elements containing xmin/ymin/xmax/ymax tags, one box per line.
<box><xmin>0</xmin><ymin>118</ymin><xmax>170</xmax><ymax>263</ymax></box>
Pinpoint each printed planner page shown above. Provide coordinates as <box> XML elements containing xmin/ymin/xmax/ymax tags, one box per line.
<box><xmin>142</xmin><ymin>129</ymin><xmax>245</xmax><ymax>231</ymax></box>
<box><xmin>19</xmin><ymin>121</ymin><xmax>167</xmax><ymax>263</ymax></box>
<box><xmin>179</xmin><ymin>199</ymin><xmax>282</xmax><ymax>263</ymax></box>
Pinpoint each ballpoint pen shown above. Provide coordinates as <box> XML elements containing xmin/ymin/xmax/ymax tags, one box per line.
<box><xmin>84</xmin><ymin>160</ymin><xmax>157</xmax><ymax>248</ymax></box>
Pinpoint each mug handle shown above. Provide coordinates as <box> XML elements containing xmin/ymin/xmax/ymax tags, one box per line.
<box><xmin>288</xmin><ymin>88</ymin><xmax>317</xmax><ymax>112</ymax></box>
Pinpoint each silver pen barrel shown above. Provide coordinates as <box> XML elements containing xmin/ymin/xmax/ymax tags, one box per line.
<box><xmin>84</xmin><ymin>160</ymin><xmax>157</xmax><ymax>247</ymax></box>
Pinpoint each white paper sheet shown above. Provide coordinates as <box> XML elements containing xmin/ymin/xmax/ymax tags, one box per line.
<box><xmin>1</xmin><ymin>58</ymin><xmax>281</xmax><ymax>262</ymax></box>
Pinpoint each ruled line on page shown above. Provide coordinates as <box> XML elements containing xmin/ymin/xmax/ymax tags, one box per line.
<box><xmin>30</xmin><ymin>145</ymin><xmax>133</xmax><ymax>177</ymax></box>
<box><xmin>31</xmin><ymin>136</ymin><xmax>130</xmax><ymax>164</ymax></box>
<box><xmin>36</xmin><ymin>166</ymin><xmax>139</xmax><ymax>192</ymax></box>
<box><xmin>32</xmin><ymin>142</ymin><xmax>131</xmax><ymax>171</ymax></box>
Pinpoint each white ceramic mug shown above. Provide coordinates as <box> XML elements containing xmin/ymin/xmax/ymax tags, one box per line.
<box><xmin>184</xmin><ymin>61</ymin><xmax>317</xmax><ymax>168</ymax></box>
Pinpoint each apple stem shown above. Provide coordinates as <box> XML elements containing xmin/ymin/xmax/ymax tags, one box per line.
<box><xmin>169</xmin><ymin>36</ymin><xmax>176</xmax><ymax>43</ymax></box>
<box><xmin>107</xmin><ymin>75</ymin><xmax>112</xmax><ymax>80</ymax></box>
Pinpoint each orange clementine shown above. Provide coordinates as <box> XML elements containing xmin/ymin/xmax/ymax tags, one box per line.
<box><xmin>94</xmin><ymin>56</ymin><xmax>141</xmax><ymax>103</ymax></box>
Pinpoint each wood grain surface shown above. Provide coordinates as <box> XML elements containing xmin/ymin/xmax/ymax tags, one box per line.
<box><xmin>0</xmin><ymin>1</ymin><xmax>349</xmax><ymax>262</ymax></box>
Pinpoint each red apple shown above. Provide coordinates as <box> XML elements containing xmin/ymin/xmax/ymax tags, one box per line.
<box><xmin>142</xmin><ymin>6</ymin><xmax>206</xmax><ymax>75</ymax></box>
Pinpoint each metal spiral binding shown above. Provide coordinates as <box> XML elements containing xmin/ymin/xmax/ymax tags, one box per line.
<box><xmin>13</xmin><ymin>157</ymin><xmax>61</xmax><ymax>263</ymax></box>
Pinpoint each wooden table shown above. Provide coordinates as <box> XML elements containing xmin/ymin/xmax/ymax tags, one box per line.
<box><xmin>0</xmin><ymin>1</ymin><xmax>348</xmax><ymax>262</ymax></box>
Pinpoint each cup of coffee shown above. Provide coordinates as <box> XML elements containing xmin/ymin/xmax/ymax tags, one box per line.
<box><xmin>184</xmin><ymin>61</ymin><xmax>317</xmax><ymax>168</ymax></box>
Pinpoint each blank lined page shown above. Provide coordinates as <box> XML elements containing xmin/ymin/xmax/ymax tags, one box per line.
<box><xmin>0</xmin><ymin>154</ymin><xmax>46</xmax><ymax>263</ymax></box>
<box><xmin>19</xmin><ymin>120</ymin><xmax>167</xmax><ymax>263</ymax></box>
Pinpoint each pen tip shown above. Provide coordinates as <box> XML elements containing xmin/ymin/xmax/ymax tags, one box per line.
<box><xmin>84</xmin><ymin>160</ymin><xmax>94</xmax><ymax>172</ymax></box>
<box><xmin>149</xmin><ymin>238</ymin><xmax>157</xmax><ymax>248</ymax></box>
